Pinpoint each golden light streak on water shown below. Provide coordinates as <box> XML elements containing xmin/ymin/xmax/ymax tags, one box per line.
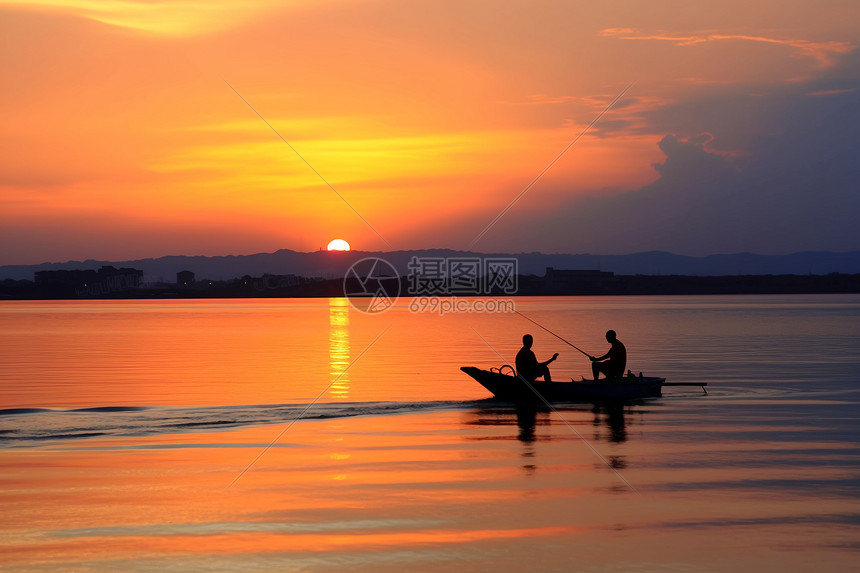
<box><xmin>328</xmin><ymin>297</ymin><xmax>351</xmax><ymax>400</ymax></box>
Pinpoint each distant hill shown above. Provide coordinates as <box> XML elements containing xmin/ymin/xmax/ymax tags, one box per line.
<box><xmin>2</xmin><ymin>249</ymin><xmax>859</xmax><ymax>282</ymax></box>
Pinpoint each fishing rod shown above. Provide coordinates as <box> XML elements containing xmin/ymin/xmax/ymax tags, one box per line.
<box><xmin>515</xmin><ymin>311</ymin><xmax>592</xmax><ymax>358</ymax></box>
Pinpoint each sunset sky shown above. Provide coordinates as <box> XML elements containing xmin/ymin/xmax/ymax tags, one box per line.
<box><xmin>1</xmin><ymin>0</ymin><xmax>858</xmax><ymax>265</ymax></box>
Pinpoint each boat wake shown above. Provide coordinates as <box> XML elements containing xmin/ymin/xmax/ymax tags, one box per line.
<box><xmin>0</xmin><ymin>400</ymin><xmax>480</xmax><ymax>447</ymax></box>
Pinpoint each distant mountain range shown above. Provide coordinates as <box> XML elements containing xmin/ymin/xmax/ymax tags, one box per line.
<box><xmin>2</xmin><ymin>249</ymin><xmax>859</xmax><ymax>282</ymax></box>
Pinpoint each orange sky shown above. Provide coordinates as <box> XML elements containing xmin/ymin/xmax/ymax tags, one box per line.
<box><xmin>1</xmin><ymin>0</ymin><xmax>858</xmax><ymax>264</ymax></box>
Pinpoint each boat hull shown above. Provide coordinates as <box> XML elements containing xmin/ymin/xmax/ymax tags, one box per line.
<box><xmin>461</xmin><ymin>366</ymin><xmax>665</xmax><ymax>402</ymax></box>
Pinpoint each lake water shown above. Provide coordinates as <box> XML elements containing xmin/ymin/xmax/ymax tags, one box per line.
<box><xmin>1</xmin><ymin>295</ymin><xmax>859</xmax><ymax>572</ymax></box>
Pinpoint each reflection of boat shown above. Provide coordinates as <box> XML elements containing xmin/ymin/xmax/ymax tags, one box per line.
<box><xmin>461</xmin><ymin>366</ymin><xmax>666</xmax><ymax>401</ymax></box>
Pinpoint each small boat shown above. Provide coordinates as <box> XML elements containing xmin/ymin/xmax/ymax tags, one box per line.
<box><xmin>461</xmin><ymin>365</ymin><xmax>667</xmax><ymax>402</ymax></box>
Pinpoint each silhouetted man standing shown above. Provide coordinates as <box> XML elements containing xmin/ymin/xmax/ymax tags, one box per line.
<box><xmin>590</xmin><ymin>330</ymin><xmax>627</xmax><ymax>380</ymax></box>
<box><xmin>516</xmin><ymin>334</ymin><xmax>558</xmax><ymax>382</ymax></box>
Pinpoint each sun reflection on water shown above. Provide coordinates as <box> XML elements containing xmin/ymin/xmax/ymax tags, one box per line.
<box><xmin>328</xmin><ymin>297</ymin><xmax>351</xmax><ymax>400</ymax></box>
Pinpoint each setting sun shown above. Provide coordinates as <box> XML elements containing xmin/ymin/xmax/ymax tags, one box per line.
<box><xmin>327</xmin><ymin>239</ymin><xmax>351</xmax><ymax>251</ymax></box>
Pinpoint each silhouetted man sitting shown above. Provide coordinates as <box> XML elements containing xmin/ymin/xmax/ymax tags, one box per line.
<box><xmin>589</xmin><ymin>330</ymin><xmax>627</xmax><ymax>380</ymax></box>
<box><xmin>516</xmin><ymin>334</ymin><xmax>558</xmax><ymax>383</ymax></box>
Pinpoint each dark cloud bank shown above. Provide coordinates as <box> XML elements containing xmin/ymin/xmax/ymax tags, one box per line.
<box><xmin>506</xmin><ymin>55</ymin><xmax>860</xmax><ymax>256</ymax></box>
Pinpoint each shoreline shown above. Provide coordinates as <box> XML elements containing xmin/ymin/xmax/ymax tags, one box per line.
<box><xmin>2</xmin><ymin>273</ymin><xmax>859</xmax><ymax>300</ymax></box>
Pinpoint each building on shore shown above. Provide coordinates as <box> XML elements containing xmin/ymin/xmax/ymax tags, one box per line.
<box><xmin>177</xmin><ymin>270</ymin><xmax>196</xmax><ymax>286</ymax></box>
<box><xmin>34</xmin><ymin>266</ymin><xmax>143</xmax><ymax>296</ymax></box>
<box><xmin>544</xmin><ymin>267</ymin><xmax>616</xmax><ymax>292</ymax></box>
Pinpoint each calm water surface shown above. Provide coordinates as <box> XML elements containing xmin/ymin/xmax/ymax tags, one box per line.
<box><xmin>1</xmin><ymin>295</ymin><xmax>859</xmax><ymax>572</ymax></box>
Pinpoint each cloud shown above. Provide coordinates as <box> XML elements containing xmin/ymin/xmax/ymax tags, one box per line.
<box><xmin>0</xmin><ymin>0</ymin><xmax>306</xmax><ymax>35</ymax></box>
<box><xmin>601</xmin><ymin>28</ymin><xmax>856</xmax><ymax>68</ymax></box>
<box><xmin>515</xmin><ymin>94</ymin><xmax>581</xmax><ymax>105</ymax></box>
<box><xmin>479</xmin><ymin>70</ymin><xmax>860</xmax><ymax>255</ymax></box>
<box><xmin>805</xmin><ymin>88</ymin><xmax>857</xmax><ymax>97</ymax></box>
